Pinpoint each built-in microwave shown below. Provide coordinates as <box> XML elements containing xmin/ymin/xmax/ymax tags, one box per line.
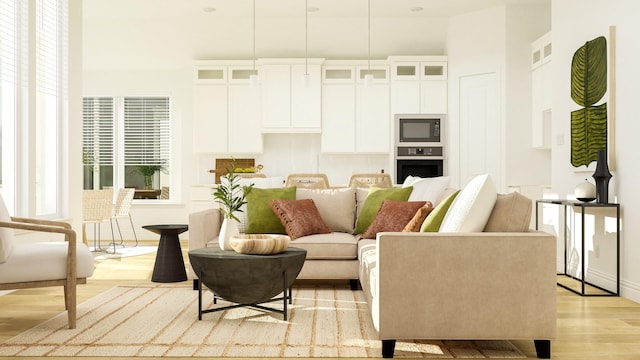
<box><xmin>395</xmin><ymin>114</ymin><xmax>444</xmax><ymax>145</ymax></box>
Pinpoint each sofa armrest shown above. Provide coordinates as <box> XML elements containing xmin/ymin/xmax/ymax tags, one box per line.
<box><xmin>375</xmin><ymin>231</ymin><xmax>557</xmax><ymax>341</ymax></box>
<box><xmin>188</xmin><ymin>208</ymin><xmax>222</xmax><ymax>251</ymax></box>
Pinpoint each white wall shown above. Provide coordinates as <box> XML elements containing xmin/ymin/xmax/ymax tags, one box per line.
<box><xmin>552</xmin><ymin>0</ymin><xmax>640</xmax><ymax>301</ymax></box>
<box><xmin>447</xmin><ymin>4</ymin><xmax>551</xmax><ymax>191</ymax></box>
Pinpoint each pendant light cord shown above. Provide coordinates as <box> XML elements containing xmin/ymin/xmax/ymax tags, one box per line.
<box><xmin>305</xmin><ymin>0</ymin><xmax>308</xmax><ymax>75</ymax></box>
<box><xmin>252</xmin><ymin>0</ymin><xmax>256</xmax><ymax>72</ymax></box>
<box><xmin>367</xmin><ymin>0</ymin><xmax>371</xmax><ymax>74</ymax></box>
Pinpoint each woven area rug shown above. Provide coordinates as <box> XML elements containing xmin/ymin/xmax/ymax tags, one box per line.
<box><xmin>0</xmin><ymin>285</ymin><xmax>525</xmax><ymax>358</ymax></box>
<box><xmin>92</xmin><ymin>245</ymin><xmax>157</xmax><ymax>261</ymax></box>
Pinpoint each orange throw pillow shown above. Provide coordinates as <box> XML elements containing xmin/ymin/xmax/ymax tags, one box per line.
<box><xmin>269</xmin><ymin>199</ymin><xmax>332</xmax><ymax>240</ymax></box>
<box><xmin>361</xmin><ymin>200</ymin><xmax>427</xmax><ymax>239</ymax></box>
<box><xmin>402</xmin><ymin>203</ymin><xmax>434</xmax><ymax>232</ymax></box>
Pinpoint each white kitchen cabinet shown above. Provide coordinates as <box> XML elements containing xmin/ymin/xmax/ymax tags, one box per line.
<box><xmin>356</xmin><ymin>84</ymin><xmax>390</xmax><ymax>153</ymax></box>
<box><xmin>321</xmin><ymin>83</ymin><xmax>356</xmax><ymax>153</ymax></box>
<box><xmin>193</xmin><ymin>84</ymin><xmax>228</xmax><ymax>153</ymax></box>
<box><xmin>390</xmin><ymin>58</ymin><xmax>448</xmax><ymax>115</ymax></box>
<box><xmin>193</xmin><ymin>63</ymin><xmax>262</xmax><ymax>154</ymax></box>
<box><xmin>261</xmin><ymin>61</ymin><xmax>322</xmax><ymax>133</ymax></box>
<box><xmin>531</xmin><ymin>32</ymin><xmax>552</xmax><ymax>149</ymax></box>
<box><xmin>321</xmin><ymin>63</ymin><xmax>390</xmax><ymax>153</ymax></box>
<box><xmin>228</xmin><ymin>83</ymin><xmax>263</xmax><ymax>154</ymax></box>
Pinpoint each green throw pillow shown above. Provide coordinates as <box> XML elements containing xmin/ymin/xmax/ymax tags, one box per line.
<box><xmin>420</xmin><ymin>190</ymin><xmax>460</xmax><ymax>232</ymax></box>
<box><xmin>354</xmin><ymin>186</ymin><xmax>413</xmax><ymax>234</ymax></box>
<box><xmin>245</xmin><ymin>187</ymin><xmax>296</xmax><ymax>234</ymax></box>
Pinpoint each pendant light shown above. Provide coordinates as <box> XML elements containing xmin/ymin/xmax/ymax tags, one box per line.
<box><xmin>303</xmin><ymin>0</ymin><xmax>311</xmax><ymax>87</ymax></box>
<box><xmin>364</xmin><ymin>0</ymin><xmax>373</xmax><ymax>87</ymax></box>
<box><xmin>249</xmin><ymin>0</ymin><xmax>259</xmax><ymax>87</ymax></box>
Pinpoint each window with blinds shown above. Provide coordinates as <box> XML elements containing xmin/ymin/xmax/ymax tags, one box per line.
<box><xmin>0</xmin><ymin>0</ymin><xmax>18</xmax><ymax>206</ymax></box>
<box><xmin>82</xmin><ymin>96</ymin><xmax>171</xmax><ymax>199</ymax></box>
<box><xmin>124</xmin><ymin>97</ymin><xmax>170</xmax><ymax>167</ymax></box>
<box><xmin>82</xmin><ymin>97</ymin><xmax>114</xmax><ymax>189</ymax></box>
<box><xmin>1</xmin><ymin>0</ymin><xmax>66</xmax><ymax>216</ymax></box>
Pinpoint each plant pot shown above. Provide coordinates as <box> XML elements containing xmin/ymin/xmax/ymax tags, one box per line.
<box><xmin>219</xmin><ymin>217</ymin><xmax>240</xmax><ymax>251</ymax></box>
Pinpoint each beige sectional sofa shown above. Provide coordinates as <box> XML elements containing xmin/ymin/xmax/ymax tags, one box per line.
<box><xmin>188</xmin><ymin>174</ymin><xmax>556</xmax><ymax>358</ymax></box>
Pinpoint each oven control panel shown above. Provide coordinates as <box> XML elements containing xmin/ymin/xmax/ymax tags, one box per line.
<box><xmin>397</xmin><ymin>146</ymin><xmax>443</xmax><ymax>157</ymax></box>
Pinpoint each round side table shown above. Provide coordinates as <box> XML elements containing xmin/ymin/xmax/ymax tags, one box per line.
<box><xmin>143</xmin><ymin>224</ymin><xmax>188</xmax><ymax>283</ymax></box>
<box><xmin>188</xmin><ymin>246</ymin><xmax>307</xmax><ymax>320</ymax></box>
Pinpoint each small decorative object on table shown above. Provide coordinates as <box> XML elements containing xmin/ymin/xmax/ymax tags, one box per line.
<box><xmin>574</xmin><ymin>178</ymin><xmax>596</xmax><ymax>202</ymax></box>
<box><xmin>230</xmin><ymin>234</ymin><xmax>290</xmax><ymax>255</ymax></box>
<box><xmin>213</xmin><ymin>162</ymin><xmax>254</xmax><ymax>251</ymax></box>
<box><xmin>592</xmin><ymin>149</ymin><xmax>612</xmax><ymax>204</ymax></box>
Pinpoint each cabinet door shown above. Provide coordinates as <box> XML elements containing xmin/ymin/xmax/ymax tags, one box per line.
<box><xmin>228</xmin><ymin>84</ymin><xmax>263</xmax><ymax>154</ymax></box>
<box><xmin>291</xmin><ymin>64</ymin><xmax>321</xmax><ymax>131</ymax></box>
<box><xmin>261</xmin><ymin>64</ymin><xmax>291</xmax><ymax>130</ymax></box>
<box><xmin>193</xmin><ymin>84</ymin><xmax>227</xmax><ymax>153</ymax></box>
<box><xmin>420</xmin><ymin>80</ymin><xmax>447</xmax><ymax>114</ymax></box>
<box><xmin>391</xmin><ymin>81</ymin><xmax>421</xmax><ymax>114</ymax></box>
<box><xmin>356</xmin><ymin>84</ymin><xmax>390</xmax><ymax>153</ymax></box>
<box><xmin>321</xmin><ymin>84</ymin><xmax>356</xmax><ymax>153</ymax></box>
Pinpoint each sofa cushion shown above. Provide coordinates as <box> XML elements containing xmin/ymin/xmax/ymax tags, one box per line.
<box><xmin>439</xmin><ymin>174</ymin><xmax>497</xmax><ymax>233</ymax></box>
<box><xmin>354</xmin><ymin>186</ymin><xmax>413</xmax><ymax>234</ymax></box>
<box><xmin>296</xmin><ymin>187</ymin><xmax>356</xmax><ymax>233</ymax></box>
<box><xmin>0</xmin><ymin>241</ymin><xmax>95</xmax><ymax>283</ymax></box>
<box><xmin>402</xmin><ymin>176</ymin><xmax>450</xmax><ymax>206</ymax></box>
<box><xmin>420</xmin><ymin>190</ymin><xmax>460</xmax><ymax>232</ymax></box>
<box><xmin>0</xmin><ymin>194</ymin><xmax>14</xmax><ymax>263</ymax></box>
<box><xmin>291</xmin><ymin>232</ymin><xmax>358</xmax><ymax>260</ymax></box>
<box><xmin>361</xmin><ymin>200</ymin><xmax>427</xmax><ymax>239</ymax></box>
<box><xmin>270</xmin><ymin>199</ymin><xmax>332</xmax><ymax>240</ymax></box>
<box><xmin>484</xmin><ymin>192</ymin><xmax>532</xmax><ymax>232</ymax></box>
<box><xmin>402</xmin><ymin>203</ymin><xmax>434</xmax><ymax>232</ymax></box>
<box><xmin>245</xmin><ymin>187</ymin><xmax>296</xmax><ymax>234</ymax></box>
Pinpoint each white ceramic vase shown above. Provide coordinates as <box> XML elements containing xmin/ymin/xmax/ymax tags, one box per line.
<box><xmin>219</xmin><ymin>217</ymin><xmax>240</xmax><ymax>251</ymax></box>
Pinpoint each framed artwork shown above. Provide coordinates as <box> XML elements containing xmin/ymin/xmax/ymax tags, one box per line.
<box><xmin>570</xmin><ymin>26</ymin><xmax>616</xmax><ymax>172</ymax></box>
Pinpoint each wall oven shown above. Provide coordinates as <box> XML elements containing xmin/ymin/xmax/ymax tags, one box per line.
<box><xmin>394</xmin><ymin>114</ymin><xmax>446</xmax><ymax>184</ymax></box>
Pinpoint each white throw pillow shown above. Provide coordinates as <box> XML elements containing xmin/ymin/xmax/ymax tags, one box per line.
<box><xmin>297</xmin><ymin>187</ymin><xmax>357</xmax><ymax>233</ymax></box>
<box><xmin>439</xmin><ymin>174</ymin><xmax>497</xmax><ymax>233</ymax></box>
<box><xmin>0</xmin><ymin>194</ymin><xmax>14</xmax><ymax>263</ymax></box>
<box><xmin>402</xmin><ymin>176</ymin><xmax>450</xmax><ymax>206</ymax></box>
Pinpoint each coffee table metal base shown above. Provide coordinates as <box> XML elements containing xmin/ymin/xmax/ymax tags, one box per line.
<box><xmin>197</xmin><ymin>270</ymin><xmax>292</xmax><ymax>320</ymax></box>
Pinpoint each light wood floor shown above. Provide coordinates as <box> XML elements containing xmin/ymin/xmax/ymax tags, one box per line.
<box><xmin>2</xmin><ymin>241</ymin><xmax>640</xmax><ymax>359</ymax></box>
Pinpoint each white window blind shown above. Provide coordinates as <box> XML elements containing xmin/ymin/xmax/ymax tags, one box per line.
<box><xmin>124</xmin><ymin>97</ymin><xmax>170</xmax><ymax>168</ymax></box>
<box><xmin>0</xmin><ymin>0</ymin><xmax>17</xmax><ymax>84</ymax></box>
<box><xmin>82</xmin><ymin>97</ymin><xmax>114</xmax><ymax>166</ymax></box>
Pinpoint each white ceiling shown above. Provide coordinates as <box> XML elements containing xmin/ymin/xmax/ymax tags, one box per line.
<box><xmin>82</xmin><ymin>0</ymin><xmax>551</xmax><ymax>70</ymax></box>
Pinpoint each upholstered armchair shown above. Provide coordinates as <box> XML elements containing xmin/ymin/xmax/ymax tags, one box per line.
<box><xmin>0</xmin><ymin>194</ymin><xmax>95</xmax><ymax>329</ymax></box>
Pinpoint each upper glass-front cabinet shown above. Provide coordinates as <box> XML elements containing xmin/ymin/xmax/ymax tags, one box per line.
<box><xmin>391</xmin><ymin>61</ymin><xmax>447</xmax><ymax>81</ymax></box>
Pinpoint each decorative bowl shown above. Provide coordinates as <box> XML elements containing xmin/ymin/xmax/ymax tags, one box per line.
<box><xmin>576</xmin><ymin>197</ymin><xmax>596</xmax><ymax>202</ymax></box>
<box><xmin>230</xmin><ymin>234</ymin><xmax>290</xmax><ymax>255</ymax></box>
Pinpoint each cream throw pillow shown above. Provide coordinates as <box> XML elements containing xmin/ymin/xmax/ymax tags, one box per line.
<box><xmin>439</xmin><ymin>174</ymin><xmax>497</xmax><ymax>233</ymax></box>
<box><xmin>296</xmin><ymin>187</ymin><xmax>357</xmax><ymax>233</ymax></box>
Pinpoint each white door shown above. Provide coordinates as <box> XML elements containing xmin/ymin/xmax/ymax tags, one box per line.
<box><xmin>458</xmin><ymin>72</ymin><xmax>501</xmax><ymax>189</ymax></box>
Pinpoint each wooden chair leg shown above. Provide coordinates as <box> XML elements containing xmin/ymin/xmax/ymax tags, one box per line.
<box><xmin>64</xmin><ymin>283</ymin><xmax>77</xmax><ymax>329</ymax></box>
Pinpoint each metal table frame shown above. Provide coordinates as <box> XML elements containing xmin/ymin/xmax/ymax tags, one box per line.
<box><xmin>196</xmin><ymin>270</ymin><xmax>293</xmax><ymax>320</ymax></box>
<box><xmin>535</xmin><ymin>199</ymin><xmax>620</xmax><ymax>296</ymax></box>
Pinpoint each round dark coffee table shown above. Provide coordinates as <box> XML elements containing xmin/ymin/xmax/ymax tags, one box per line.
<box><xmin>188</xmin><ymin>246</ymin><xmax>307</xmax><ymax>320</ymax></box>
<box><xmin>143</xmin><ymin>224</ymin><xmax>188</xmax><ymax>283</ymax></box>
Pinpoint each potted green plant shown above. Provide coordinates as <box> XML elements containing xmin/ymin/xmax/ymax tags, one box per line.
<box><xmin>213</xmin><ymin>163</ymin><xmax>254</xmax><ymax>250</ymax></box>
<box><xmin>135</xmin><ymin>164</ymin><xmax>165</xmax><ymax>189</ymax></box>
